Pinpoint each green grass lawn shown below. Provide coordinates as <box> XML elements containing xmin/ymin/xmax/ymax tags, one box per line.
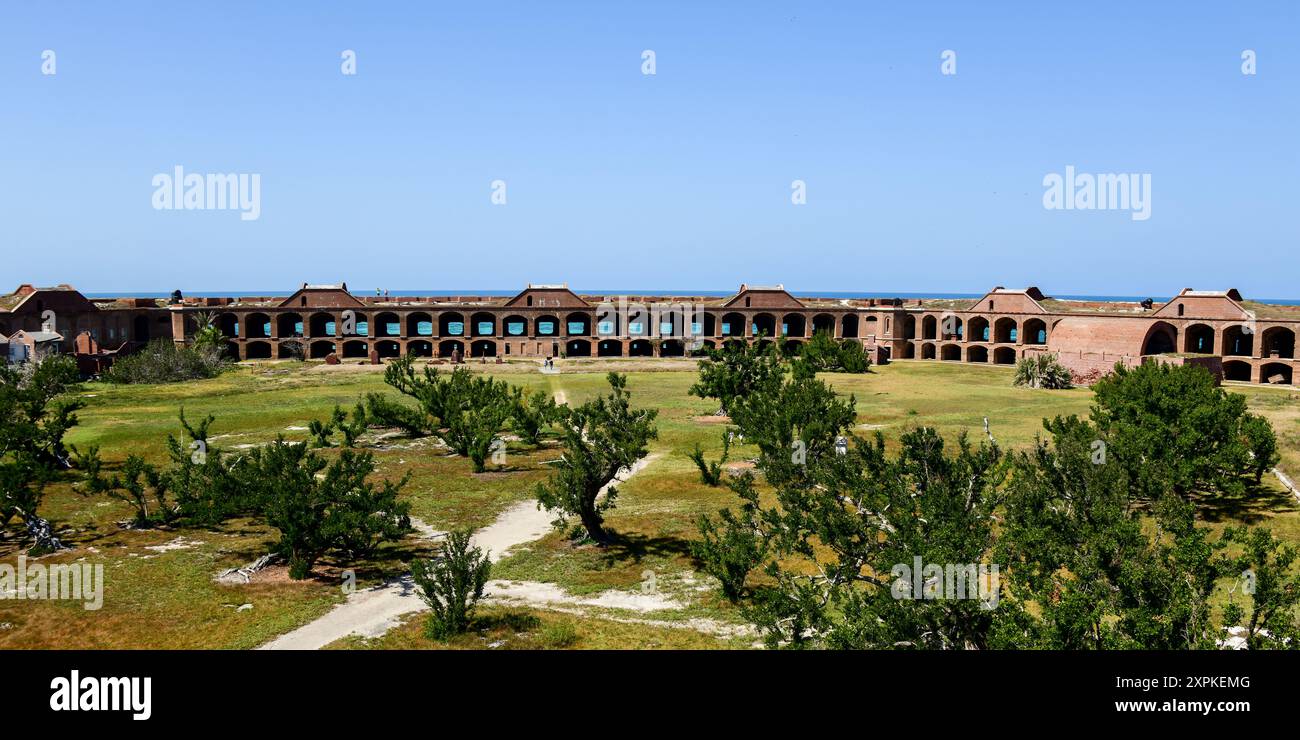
<box><xmin>3</xmin><ymin>358</ymin><xmax>1296</xmax><ymax>648</ymax></box>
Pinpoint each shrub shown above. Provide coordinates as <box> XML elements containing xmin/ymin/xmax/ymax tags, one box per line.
<box><xmin>688</xmin><ymin>431</ymin><xmax>731</xmax><ymax>486</ymax></box>
<box><xmin>539</xmin><ymin>621</ymin><xmax>578</xmax><ymax>649</ymax></box>
<box><xmin>511</xmin><ymin>387</ymin><xmax>560</xmax><ymax>446</ymax></box>
<box><xmin>411</xmin><ymin>529</ymin><xmax>492</xmax><ymax>639</ymax></box>
<box><xmin>103</xmin><ymin>339</ymin><xmax>226</xmax><ymax>384</ymax></box>
<box><xmin>0</xmin><ymin>355</ymin><xmax>83</xmax><ymax>551</ymax></box>
<box><xmin>237</xmin><ymin>439</ymin><xmax>411</xmax><ymax>579</ymax></box>
<box><xmin>1013</xmin><ymin>353</ymin><xmax>1073</xmax><ymax>389</ymax></box>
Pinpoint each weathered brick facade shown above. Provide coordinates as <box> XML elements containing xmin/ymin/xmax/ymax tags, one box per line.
<box><xmin>2</xmin><ymin>282</ymin><xmax>1296</xmax><ymax>386</ymax></box>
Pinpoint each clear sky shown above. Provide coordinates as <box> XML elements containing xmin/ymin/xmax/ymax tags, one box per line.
<box><xmin>1</xmin><ymin>1</ymin><xmax>1296</xmax><ymax>297</ymax></box>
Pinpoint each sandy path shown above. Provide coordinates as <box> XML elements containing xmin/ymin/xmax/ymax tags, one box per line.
<box><xmin>258</xmin><ymin>454</ymin><xmax>659</xmax><ymax>650</ymax></box>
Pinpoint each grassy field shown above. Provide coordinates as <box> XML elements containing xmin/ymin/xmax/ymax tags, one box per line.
<box><xmin>2</xmin><ymin>357</ymin><xmax>1296</xmax><ymax>648</ymax></box>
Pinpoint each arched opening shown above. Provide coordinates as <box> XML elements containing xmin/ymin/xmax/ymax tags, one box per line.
<box><xmin>342</xmin><ymin>340</ymin><xmax>369</xmax><ymax>359</ymax></box>
<box><xmin>703</xmin><ymin>314</ymin><xmax>717</xmax><ymax>337</ymax></box>
<box><xmin>783</xmin><ymin>339</ymin><xmax>803</xmax><ymax>356</ymax></box>
<box><xmin>624</xmin><ymin>308</ymin><xmax>648</xmax><ymax>338</ymax></box>
<box><xmin>375</xmin><ymin>340</ymin><xmax>401</xmax><ymax>358</ymax></box>
<box><xmin>309</xmin><ymin>340</ymin><xmax>335</xmax><ymax>359</ymax></box>
<box><xmin>595</xmin><ymin>307</ymin><xmax>620</xmax><ymax>337</ymax></box>
<box><xmin>470</xmin><ymin>339</ymin><xmax>497</xmax><ymax>358</ymax></box>
<box><xmin>1261</xmin><ymin>327</ymin><xmax>1296</xmax><ymax>359</ymax></box>
<box><xmin>277</xmin><ymin>339</ymin><xmax>305</xmax><ymax>359</ymax></box>
<box><xmin>245</xmin><ymin>341</ymin><xmax>272</xmax><ymax>359</ymax></box>
<box><xmin>782</xmin><ymin>313</ymin><xmax>807</xmax><ymax>338</ymax></box>
<box><xmin>1183</xmin><ymin>323</ymin><xmax>1215</xmax><ymax>354</ymax></box>
<box><xmin>503</xmin><ymin>314</ymin><xmax>528</xmax><ymax>338</ymax></box>
<box><xmin>1142</xmin><ymin>322</ymin><xmax>1178</xmax><ymax>355</ymax></box>
<box><xmin>278</xmin><ymin>313</ymin><xmax>304</xmax><ymax>338</ymax></box>
<box><xmin>223</xmin><ymin>341</ymin><xmax>240</xmax><ymax>360</ymax></box>
<box><xmin>900</xmin><ymin>342</ymin><xmax>915</xmax><ymax>359</ymax></box>
<box><xmin>629</xmin><ymin>339</ymin><xmax>653</xmax><ymax>357</ymax></box>
<box><xmin>218</xmin><ymin>313</ymin><xmax>239</xmax><ymax>338</ymax></box>
<box><xmin>439</xmin><ymin>340</ymin><xmax>465</xmax><ymax>358</ymax></box>
<box><xmin>721</xmin><ymin>312</ymin><xmax>745</xmax><ymax>337</ymax></box>
<box><xmin>942</xmin><ymin>316</ymin><xmax>963</xmax><ymax>340</ymax></box>
<box><xmin>1260</xmin><ymin>362</ymin><xmax>1293</xmax><ymax>385</ymax></box>
<box><xmin>922</xmin><ymin>315</ymin><xmax>938</xmax><ymax>340</ymax></box>
<box><xmin>374</xmin><ymin>312</ymin><xmax>401</xmax><ymax>338</ymax></box>
<box><xmin>692</xmin><ymin>340</ymin><xmax>716</xmax><ymax>356</ymax></box>
<box><xmin>407</xmin><ymin>312</ymin><xmax>433</xmax><ymax>337</ymax></box>
<box><xmin>244</xmin><ymin>313</ymin><xmax>270</xmax><ymax>339</ymax></box>
<box><xmin>900</xmin><ymin>315</ymin><xmax>916</xmax><ymax>340</ymax></box>
<box><xmin>1222</xmin><ymin>360</ymin><xmax>1252</xmax><ymax>382</ymax></box>
<box><xmin>566</xmin><ymin>339</ymin><xmax>591</xmax><ymax>357</ymax></box>
<box><xmin>967</xmin><ymin>345</ymin><xmax>989</xmax><ymax>363</ymax></box>
<box><xmin>812</xmin><ymin>314</ymin><xmax>835</xmax><ymax>336</ymax></box>
<box><xmin>921</xmin><ymin>343</ymin><xmax>936</xmax><ymax>360</ymax></box>
<box><xmin>597</xmin><ymin>340</ymin><xmax>623</xmax><ymax>357</ymax></box>
<box><xmin>1223</xmin><ymin>325</ymin><xmax>1254</xmax><ymax>356</ymax></box>
<box><xmin>993</xmin><ymin>347</ymin><xmax>1017</xmax><ymax>365</ymax></box>
<box><xmin>968</xmin><ymin>317</ymin><xmax>990</xmax><ymax>343</ymax></box>
<box><xmin>534</xmin><ymin>315</ymin><xmax>559</xmax><ymax>337</ymax></box>
<box><xmin>753</xmin><ymin>313</ymin><xmax>777</xmax><ymax>338</ymax></box>
<box><xmin>308</xmin><ymin>312</ymin><xmax>335</xmax><ymax>338</ymax></box>
<box><xmin>993</xmin><ymin>318</ymin><xmax>1017</xmax><ymax>344</ymax></box>
<box><xmin>842</xmin><ymin>314</ymin><xmax>859</xmax><ymax>338</ymax></box>
<box><xmin>1023</xmin><ymin>318</ymin><xmax>1047</xmax><ymax>345</ymax></box>
<box><xmin>132</xmin><ymin>315</ymin><xmax>150</xmax><ymax>342</ymax></box>
<box><xmin>660</xmin><ymin>339</ymin><xmax>685</xmax><ymax>357</ymax></box>
<box><xmin>565</xmin><ymin>312</ymin><xmax>592</xmax><ymax>336</ymax></box>
<box><xmin>405</xmin><ymin>340</ymin><xmax>431</xmax><ymax>357</ymax></box>
<box><xmin>439</xmin><ymin>312</ymin><xmax>466</xmax><ymax>337</ymax></box>
<box><xmin>344</xmin><ymin>312</ymin><xmax>368</xmax><ymax>337</ymax></box>
<box><xmin>470</xmin><ymin>312</ymin><xmax>496</xmax><ymax>338</ymax></box>
<box><xmin>940</xmin><ymin>344</ymin><xmax>961</xmax><ymax>361</ymax></box>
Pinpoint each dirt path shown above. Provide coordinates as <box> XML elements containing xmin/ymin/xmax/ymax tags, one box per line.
<box><xmin>257</xmin><ymin>454</ymin><xmax>659</xmax><ymax>650</ymax></box>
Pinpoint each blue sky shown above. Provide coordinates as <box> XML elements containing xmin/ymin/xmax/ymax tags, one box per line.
<box><xmin>1</xmin><ymin>1</ymin><xmax>1296</xmax><ymax>297</ymax></box>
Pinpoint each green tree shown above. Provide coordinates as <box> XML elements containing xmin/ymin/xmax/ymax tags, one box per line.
<box><xmin>727</xmin><ymin>371</ymin><xmax>856</xmax><ymax>488</ymax></box>
<box><xmin>411</xmin><ymin>528</ymin><xmax>492</xmax><ymax>639</ymax></box>
<box><xmin>1091</xmin><ymin>361</ymin><xmax>1272</xmax><ymax>499</ymax></box>
<box><xmin>440</xmin><ymin>370</ymin><xmax>515</xmax><ymax>472</ymax></box>
<box><xmin>0</xmin><ymin>355</ymin><xmax>83</xmax><ymax>552</ymax></box>
<box><xmin>689</xmin><ymin>338</ymin><xmax>783</xmax><ymax>416</ymax></box>
<box><xmin>718</xmin><ymin>426</ymin><xmax>1012</xmax><ymax>649</ymax></box>
<box><xmin>237</xmin><ymin>439</ymin><xmax>410</xmax><ymax>579</ymax></box>
<box><xmin>536</xmin><ymin>373</ymin><xmax>658</xmax><ymax>544</ymax></box>
<box><xmin>511</xmin><ymin>387</ymin><xmax>560</xmax><ymax>446</ymax></box>
<box><xmin>1218</xmin><ymin>526</ymin><xmax>1300</xmax><ymax>649</ymax></box>
<box><xmin>380</xmin><ymin>357</ymin><xmax>514</xmax><ymax>471</ymax></box>
<box><xmin>691</xmin><ymin>472</ymin><xmax>767</xmax><ymax>601</ymax></box>
<box><xmin>997</xmin><ymin>415</ymin><xmax>1221</xmax><ymax>649</ymax></box>
<box><xmin>1240</xmin><ymin>413</ymin><xmax>1280</xmax><ymax>484</ymax></box>
<box><xmin>77</xmin><ymin>451</ymin><xmax>173</xmax><ymax>528</ymax></box>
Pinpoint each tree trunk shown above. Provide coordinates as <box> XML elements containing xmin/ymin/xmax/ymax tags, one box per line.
<box><xmin>579</xmin><ymin>498</ymin><xmax>611</xmax><ymax>544</ymax></box>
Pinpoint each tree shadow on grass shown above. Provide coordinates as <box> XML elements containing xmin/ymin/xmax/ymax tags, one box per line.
<box><xmin>596</xmin><ymin>529</ymin><xmax>695</xmax><ymax>569</ymax></box>
<box><xmin>1191</xmin><ymin>480</ymin><xmax>1299</xmax><ymax>525</ymax></box>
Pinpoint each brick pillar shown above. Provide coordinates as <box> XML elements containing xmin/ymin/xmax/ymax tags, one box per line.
<box><xmin>169</xmin><ymin>307</ymin><xmax>186</xmax><ymax>345</ymax></box>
